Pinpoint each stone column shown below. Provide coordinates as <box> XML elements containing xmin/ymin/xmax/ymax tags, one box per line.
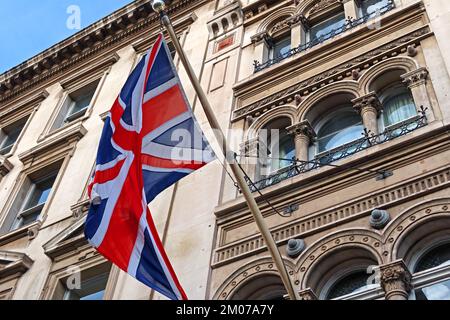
<box><xmin>287</xmin><ymin>120</ymin><xmax>316</xmax><ymax>162</ymax></box>
<box><xmin>352</xmin><ymin>92</ymin><xmax>382</xmax><ymax>136</ymax></box>
<box><xmin>287</xmin><ymin>14</ymin><xmax>308</xmax><ymax>48</ymax></box>
<box><xmin>380</xmin><ymin>259</ymin><xmax>412</xmax><ymax>300</ymax></box>
<box><xmin>239</xmin><ymin>138</ymin><xmax>259</xmax><ymax>180</ymax></box>
<box><xmin>401</xmin><ymin>67</ymin><xmax>435</xmax><ymax>122</ymax></box>
<box><xmin>341</xmin><ymin>0</ymin><xmax>359</xmax><ymax>20</ymax></box>
<box><xmin>251</xmin><ymin>32</ymin><xmax>269</xmax><ymax>66</ymax></box>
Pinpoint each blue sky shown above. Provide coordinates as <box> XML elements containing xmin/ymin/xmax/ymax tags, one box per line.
<box><xmin>0</xmin><ymin>0</ymin><xmax>132</xmax><ymax>74</ymax></box>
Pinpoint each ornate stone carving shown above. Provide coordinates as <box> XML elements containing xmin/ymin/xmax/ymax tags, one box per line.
<box><xmin>239</xmin><ymin>138</ymin><xmax>259</xmax><ymax>157</ymax></box>
<box><xmin>287</xmin><ymin>120</ymin><xmax>316</xmax><ymax>140</ymax></box>
<box><xmin>251</xmin><ymin>31</ymin><xmax>269</xmax><ymax>44</ymax></box>
<box><xmin>352</xmin><ymin>92</ymin><xmax>382</xmax><ymax>115</ymax></box>
<box><xmin>401</xmin><ymin>67</ymin><xmax>429</xmax><ymax>88</ymax></box>
<box><xmin>298</xmin><ymin>288</ymin><xmax>318</xmax><ymax>300</ymax></box>
<box><xmin>379</xmin><ymin>260</ymin><xmax>412</xmax><ymax>300</ymax></box>
<box><xmin>310</xmin><ymin>0</ymin><xmax>340</xmax><ymax>16</ymax></box>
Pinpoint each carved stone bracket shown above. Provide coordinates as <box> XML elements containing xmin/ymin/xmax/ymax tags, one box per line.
<box><xmin>250</xmin><ymin>31</ymin><xmax>269</xmax><ymax>44</ymax></box>
<box><xmin>0</xmin><ymin>156</ymin><xmax>13</xmax><ymax>179</ymax></box>
<box><xmin>401</xmin><ymin>67</ymin><xmax>429</xmax><ymax>88</ymax></box>
<box><xmin>379</xmin><ymin>259</ymin><xmax>412</xmax><ymax>300</ymax></box>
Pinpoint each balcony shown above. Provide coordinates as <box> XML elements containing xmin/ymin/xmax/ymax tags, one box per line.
<box><xmin>246</xmin><ymin>108</ymin><xmax>428</xmax><ymax>192</ymax></box>
<box><xmin>253</xmin><ymin>1</ymin><xmax>396</xmax><ymax>73</ymax></box>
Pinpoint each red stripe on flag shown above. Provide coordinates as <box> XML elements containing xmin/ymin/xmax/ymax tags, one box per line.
<box><xmin>96</xmin><ymin>162</ymin><xmax>142</xmax><ymax>271</ymax></box>
<box><xmin>91</xmin><ymin>159</ymin><xmax>125</xmax><ymax>185</ymax></box>
<box><xmin>140</xmin><ymin>84</ymin><xmax>188</xmax><ymax>137</ymax></box>
<box><xmin>141</xmin><ymin>154</ymin><xmax>206</xmax><ymax>171</ymax></box>
<box><xmin>145</xmin><ymin>209</ymin><xmax>188</xmax><ymax>300</ymax></box>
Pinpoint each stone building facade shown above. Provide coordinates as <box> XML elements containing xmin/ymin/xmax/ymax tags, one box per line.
<box><xmin>0</xmin><ymin>0</ymin><xmax>450</xmax><ymax>300</ymax></box>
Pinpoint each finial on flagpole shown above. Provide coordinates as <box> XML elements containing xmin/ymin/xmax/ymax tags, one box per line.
<box><xmin>151</xmin><ymin>0</ymin><xmax>166</xmax><ymax>13</ymax></box>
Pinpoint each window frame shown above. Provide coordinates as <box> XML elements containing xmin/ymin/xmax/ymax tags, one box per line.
<box><xmin>307</xmin><ymin>11</ymin><xmax>347</xmax><ymax>43</ymax></box>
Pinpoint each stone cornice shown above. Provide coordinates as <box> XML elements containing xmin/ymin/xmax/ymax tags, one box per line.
<box><xmin>0</xmin><ymin>0</ymin><xmax>207</xmax><ymax>103</ymax></box>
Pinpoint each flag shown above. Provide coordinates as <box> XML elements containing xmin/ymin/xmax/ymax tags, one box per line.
<box><xmin>84</xmin><ymin>34</ymin><xmax>215</xmax><ymax>300</ymax></box>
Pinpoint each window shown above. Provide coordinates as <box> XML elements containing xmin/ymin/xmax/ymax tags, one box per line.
<box><xmin>9</xmin><ymin>172</ymin><xmax>57</xmax><ymax>231</ymax></box>
<box><xmin>51</xmin><ymin>80</ymin><xmax>99</xmax><ymax>131</ymax></box>
<box><xmin>259</xmin><ymin>118</ymin><xmax>295</xmax><ymax>174</ymax></box>
<box><xmin>63</xmin><ymin>273</ymin><xmax>110</xmax><ymax>300</ymax></box>
<box><xmin>414</xmin><ymin>243</ymin><xmax>450</xmax><ymax>273</ymax></box>
<box><xmin>382</xmin><ymin>87</ymin><xmax>416</xmax><ymax>127</ymax></box>
<box><xmin>0</xmin><ymin>117</ymin><xmax>28</xmax><ymax>155</ymax></box>
<box><xmin>49</xmin><ymin>262</ymin><xmax>112</xmax><ymax>300</ymax></box>
<box><xmin>359</xmin><ymin>0</ymin><xmax>390</xmax><ymax>17</ymax></box>
<box><xmin>327</xmin><ymin>270</ymin><xmax>371</xmax><ymax>299</ymax></box>
<box><xmin>413</xmin><ymin>243</ymin><xmax>450</xmax><ymax>300</ymax></box>
<box><xmin>317</xmin><ymin>108</ymin><xmax>364</xmax><ymax>152</ymax></box>
<box><xmin>309</xmin><ymin>12</ymin><xmax>346</xmax><ymax>42</ymax></box>
<box><xmin>269</xmin><ymin>35</ymin><xmax>291</xmax><ymax>60</ymax></box>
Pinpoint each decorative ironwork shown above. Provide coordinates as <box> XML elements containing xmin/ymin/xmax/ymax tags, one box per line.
<box><xmin>247</xmin><ymin>107</ymin><xmax>427</xmax><ymax>192</ymax></box>
<box><xmin>253</xmin><ymin>1</ymin><xmax>395</xmax><ymax>73</ymax></box>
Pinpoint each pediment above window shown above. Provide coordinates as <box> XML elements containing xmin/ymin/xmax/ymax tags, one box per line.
<box><xmin>18</xmin><ymin>122</ymin><xmax>86</xmax><ymax>167</ymax></box>
<box><xmin>43</xmin><ymin>217</ymin><xmax>89</xmax><ymax>260</ymax></box>
<box><xmin>0</xmin><ymin>250</ymin><xmax>33</xmax><ymax>279</ymax></box>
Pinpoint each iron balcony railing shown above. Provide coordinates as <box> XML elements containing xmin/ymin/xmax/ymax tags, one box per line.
<box><xmin>253</xmin><ymin>1</ymin><xmax>395</xmax><ymax>73</ymax></box>
<box><xmin>247</xmin><ymin>107</ymin><xmax>428</xmax><ymax>192</ymax></box>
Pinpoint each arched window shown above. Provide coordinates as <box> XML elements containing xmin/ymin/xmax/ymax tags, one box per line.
<box><xmin>415</xmin><ymin>242</ymin><xmax>450</xmax><ymax>273</ymax></box>
<box><xmin>370</xmin><ymin>69</ymin><xmax>417</xmax><ymax>128</ymax></box>
<box><xmin>381</xmin><ymin>85</ymin><xmax>416</xmax><ymax>127</ymax></box>
<box><xmin>326</xmin><ymin>269</ymin><xmax>372</xmax><ymax>299</ymax></box>
<box><xmin>230</xmin><ymin>275</ymin><xmax>286</xmax><ymax>300</ymax></box>
<box><xmin>316</xmin><ymin>107</ymin><xmax>364</xmax><ymax>153</ymax></box>
<box><xmin>413</xmin><ymin>242</ymin><xmax>450</xmax><ymax>300</ymax></box>
<box><xmin>259</xmin><ymin>118</ymin><xmax>295</xmax><ymax>174</ymax></box>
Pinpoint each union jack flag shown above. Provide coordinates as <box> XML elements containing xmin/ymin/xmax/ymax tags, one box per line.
<box><xmin>84</xmin><ymin>34</ymin><xmax>215</xmax><ymax>300</ymax></box>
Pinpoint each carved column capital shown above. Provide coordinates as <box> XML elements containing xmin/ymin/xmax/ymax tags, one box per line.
<box><xmin>352</xmin><ymin>92</ymin><xmax>382</xmax><ymax>116</ymax></box>
<box><xmin>287</xmin><ymin>14</ymin><xmax>308</xmax><ymax>27</ymax></box>
<box><xmin>379</xmin><ymin>259</ymin><xmax>412</xmax><ymax>300</ymax></box>
<box><xmin>401</xmin><ymin>67</ymin><xmax>429</xmax><ymax>88</ymax></box>
<box><xmin>299</xmin><ymin>288</ymin><xmax>318</xmax><ymax>300</ymax></box>
<box><xmin>250</xmin><ymin>31</ymin><xmax>269</xmax><ymax>45</ymax></box>
<box><xmin>287</xmin><ymin>120</ymin><xmax>316</xmax><ymax>140</ymax></box>
<box><xmin>239</xmin><ymin>137</ymin><xmax>259</xmax><ymax>156</ymax></box>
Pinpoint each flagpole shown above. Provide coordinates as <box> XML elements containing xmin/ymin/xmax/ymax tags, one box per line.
<box><xmin>151</xmin><ymin>1</ymin><xmax>299</xmax><ymax>300</ymax></box>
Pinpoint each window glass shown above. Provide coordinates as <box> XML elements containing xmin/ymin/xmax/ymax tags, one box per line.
<box><xmin>0</xmin><ymin>118</ymin><xmax>28</xmax><ymax>155</ymax></box>
<box><xmin>415</xmin><ymin>243</ymin><xmax>450</xmax><ymax>273</ymax></box>
<box><xmin>318</xmin><ymin>111</ymin><xmax>364</xmax><ymax>152</ymax></box>
<box><xmin>310</xmin><ymin>12</ymin><xmax>346</xmax><ymax>41</ymax></box>
<box><xmin>360</xmin><ymin>0</ymin><xmax>390</xmax><ymax>17</ymax></box>
<box><xmin>11</xmin><ymin>174</ymin><xmax>57</xmax><ymax>231</ymax></box>
<box><xmin>64</xmin><ymin>273</ymin><xmax>109</xmax><ymax>300</ymax></box>
<box><xmin>327</xmin><ymin>271</ymin><xmax>369</xmax><ymax>299</ymax></box>
<box><xmin>415</xmin><ymin>279</ymin><xmax>450</xmax><ymax>300</ymax></box>
<box><xmin>273</xmin><ymin>133</ymin><xmax>295</xmax><ymax>171</ymax></box>
<box><xmin>271</xmin><ymin>36</ymin><xmax>291</xmax><ymax>59</ymax></box>
<box><xmin>64</xmin><ymin>83</ymin><xmax>97</xmax><ymax>123</ymax></box>
<box><xmin>383</xmin><ymin>90</ymin><xmax>416</xmax><ymax>127</ymax></box>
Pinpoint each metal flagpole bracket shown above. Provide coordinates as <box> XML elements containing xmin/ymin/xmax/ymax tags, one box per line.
<box><xmin>151</xmin><ymin>0</ymin><xmax>299</xmax><ymax>300</ymax></box>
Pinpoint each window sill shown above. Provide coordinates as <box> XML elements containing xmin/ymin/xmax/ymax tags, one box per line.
<box><xmin>0</xmin><ymin>220</ymin><xmax>41</xmax><ymax>247</ymax></box>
